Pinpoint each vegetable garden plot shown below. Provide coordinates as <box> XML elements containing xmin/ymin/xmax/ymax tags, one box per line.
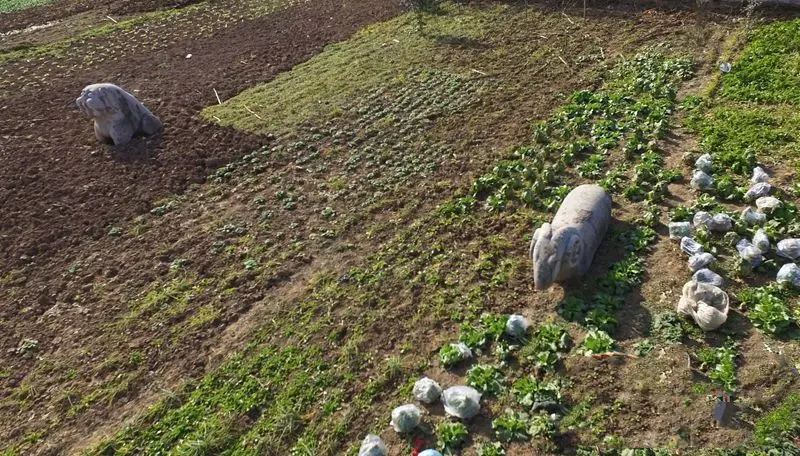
<box><xmin>8</xmin><ymin>1</ymin><xmax>798</xmax><ymax>455</ymax></box>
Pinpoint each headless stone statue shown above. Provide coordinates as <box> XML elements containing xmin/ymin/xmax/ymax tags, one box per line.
<box><xmin>76</xmin><ymin>83</ymin><xmax>162</xmax><ymax>146</ymax></box>
<box><xmin>530</xmin><ymin>184</ymin><xmax>612</xmax><ymax>290</ymax></box>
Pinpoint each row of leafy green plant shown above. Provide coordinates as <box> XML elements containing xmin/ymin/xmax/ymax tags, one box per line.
<box><xmin>436</xmin><ymin>315</ymin><xmax>571</xmax><ymax>454</ymax></box>
<box><xmin>667</xmin><ymin>18</ymin><xmax>800</xmax><ymax>445</ymax></box>
<box><xmin>418</xmin><ymin>49</ymin><xmax>702</xmax><ymax>453</ymax></box>
<box><xmin>679</xmin><ymin>18</ymin><xmax>800</xmax><ymax>337</ymax></box>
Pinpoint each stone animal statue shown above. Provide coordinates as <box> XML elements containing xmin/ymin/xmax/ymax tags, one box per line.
<box><xmin>530</xmin><ymin>184</ymin><xmax>612</xmax><ymax>290</ymax></box>
<box><xmin>677</xmin><ymin>280</ymin><xmax>729</xmax><ymax>331</ymax></box>
<box><xmin>76</xmin><ymin>83</ymin><xmax>162</xmax><ymax>146</ymax></box>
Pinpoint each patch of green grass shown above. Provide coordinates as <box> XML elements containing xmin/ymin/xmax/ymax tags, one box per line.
<box><xmin>754</xmin><ymin>393</ymin><xmax>800</xmax><ymax>447</ymax></box>
<box><xmin>204</xmin><ymin>2</ymin><xmax>495</xmax><ymax>136</ymax></box>
<box><xmin>123</xmin><ymin>276</ymin><xmax>210</xmax><ymax>327</ymax></box>
<box><xmin>686</xmin><ymin>103</ymin><xmax>800</xmax><ymax>174</ymax></box>
<box><xmin>87</xmin><ymin>345</ymin><xmax>329</xmax><ymax>455</ymax></box>
<box><xmin>0</xmin><ymin>0</ymin><xmax>51</xmax><ymax>13</ymax></box>
<box><xmin>722</xmin><ymin>20</ymin><xmax>800</xmax><ymax>104</ymax></box>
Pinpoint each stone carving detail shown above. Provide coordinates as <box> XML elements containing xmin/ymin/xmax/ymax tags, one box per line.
<box><xmin>76</xmin><ymin>83</ymin><xmax>162</xmax><ymax>146</ymax></box>
<box><xmin>529</xmin><ymin>184</ymin><xmax>612</xmax><ymax>290</ymax></box>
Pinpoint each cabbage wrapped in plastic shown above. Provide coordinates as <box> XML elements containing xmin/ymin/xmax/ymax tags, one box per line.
<box><xmin>693</xmin><ymin>268</ymin><xmax>724</xmax><ymax>287</ymax></box>
<box><xmin>693</xmin><ymin>211</ymin><xmax>713</xmax><ymax>229</ymax></box>
<box><xmin>418</xmin><ymin>451</ymin><xmax>444</xmax><ymax>456</ymax></box>
<box><xmin>710</xmin><ymin>213</ymin><xmax>733</xmax><ymax>232</ymax></box>
<box><xmin>751</xmin><ymin>166</ymin><xmax>769</xmax><ymax>184</ymax></box>
<box><xmin>756</xmin><ymin>196</ymin><xmax>781</xmax><ymax>213</ymax></box>
<box><xmin>776</xmin><ymin>239</ymin><xmax>800</xmax><ymax>261</ymax></box>
<box><xmin>736</xmin><ymin>239</ymin><xmax>763</xmax><ymax>267</ymax></box>
<box><xmin>690</xmin><ymin>170</ymin><xmax>714</xmax><ymax>191</ymax></box>
<box><xmin>688</xmin><ymin>252</ymin><xmax>715</xmax><ymax>272</ymax></box>
<box><xmin>742</xmin><ymin>207</ymin><xmax>766</xmax><ymax>226</ymax></box>
<box><xmin>753</xmin><ymin>229</ymin><xmax>770</xmax><ymax>254</ymax></box>
<box><xmin>359</xmin><ymin>435</ymin><xmax>388</xmax><ymax>456</ymax></box>
<box><xmin>695</xmin><ymin>154</ymin><xmax>713</xmax><ymax>173</ymax></box>
<box><xmin>413</xmin><ymin>377</ymin><xmax>442</xmax><ymax>404</ymax></box>
<box><xmin>745</xmin><ymin>182</ymin><xmax>771</xmax><ymax>201</ymax></box>
<box><xmin>390</xmin><ymin>404</ymin><xmax>421</xmax><ymax>433</ymax></box>
<box><xmin>681</xmin><ymin>237</ymin><xmax>704</xmax><ymax>256</ymax></box>
<box><xmin>669</xmin><ymin>222</ymin><xmax>692</xmax><ymax>240</ymax></box>
<box><xmin>442</xmin><ymin>386</ymin><xmax>481</xmax><ymax>420</ymax></box>
<box><xmin>677</xmin><ymin>280</ymin><xmax>730</xmax><ymax>331</ymax></box>
<box><xmin>777</xmin><ymin>263</ymin><xmax>800</xmax><ymax>288</ymax></box>
<box><xmin>506</xmin><ymin>314</ymin><xmax>529</xmax><ymax>339</ymax></box>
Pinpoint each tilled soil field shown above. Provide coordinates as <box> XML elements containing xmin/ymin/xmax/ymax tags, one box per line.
<box><xmin>0</xmin><ymin>0</ymin><xmax>402</xmax><ymax>266</ymax></box>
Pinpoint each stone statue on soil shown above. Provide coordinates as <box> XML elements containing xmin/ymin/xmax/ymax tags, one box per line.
<box><xmin>530</xmin><ymin>184</ymin><xmax>612</xmax><ymax>290</ymax></box>
<box><xmin>76</xmin><ymin>83</ymin><xmax>162</xmax><ymax>146</ymax></box>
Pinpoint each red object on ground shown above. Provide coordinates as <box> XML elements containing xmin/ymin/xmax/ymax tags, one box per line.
<box><xmin>411</xmin><ymin>437</ymin><xmax>426</xmax><ymax>456</ymax></box>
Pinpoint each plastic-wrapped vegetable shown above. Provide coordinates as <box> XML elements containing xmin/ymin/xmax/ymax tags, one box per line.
<box><xmin>413</xmin><ymin>377</ymin><xmax>442</xmax><ymax>404</ymax></box>
<box><xmin>756</xmin><ymin>196</ymin><xmax>781</xmax><ymax>213</ymax></box>
<box><xmin>695</xmin><ymin>154</ymin><xmax>713</xmax><ymax>173</ymax></box>
<box><xmin>753</xmin><ymin>229</ymin><xmax>770</xmax><ymax>254</ymax></box>
<box><xmin>442</xmin><ymin>386</ymin><xmax>481</xmax><ymax>420</ymax></box>
<box><xmin>690</xmin><ymin>170</ymin><xmax>714</xmax><ymax>191</ymax></box>
<box><xmin>359</xmin><ymin>435</ymin><xmax>388</xmax><ymax>456</ymax></box>
<box><xmin>742</xmin><ymin>207</ymin><xmax>766</xmax><ymax>226</ymax></box>
<box><xmin>710</xmin><ymin>213</ymin><xmax>733</xmax><ymax>232</ymax></box>
<box><xmin>736</xmin><ymin>239</ymin><xmax>763</xmax><ymax>267</ymax></box>
<box><xmin>751</xmin><ymin>166</ymin><xmax>769</xmax><ymax>184</ymax></box>
<box><xmin>506</xmin><ymin>314</ymin><xmax>529</xmax><ymax>338</ymax></box>
<box><xmin>693</xmin><ymin>268</ymin><xmax>724</xmax><ymax>287</ymax></box>
<box><xmin>692</xmin><ymin>211</ymin><xmax>713</xmax><ymax>229</ymax></box>
<box><xmin>681</xmin><ymin>237</ymin><xmax>704</xmax><ymax>256</ymax></box>
<box><xmin>744</xmin><ymin>182</ymin><xmax>771</xmax><ymax>201</ymax></box>
<box><xmin>669</xmin><ymin>222</ymin><xmax>692</xmax><ymax>240</ymax></box>
<box><xmin>776</xmin><ymin>239</ymin><xmax>800</xmax><ymax>261</ymax></box>
<box><xmin>777</xmin><ymin>263</ymin><xmax>800</xmax><ymax>288</ymax></box>
<box><xmin>688</xmin><ymin>253</ymin><xmax>715</xmax><ymax>272</ymax></box>
<box><xmin>418</xmin><ymin>451</ymin><xmax>444</xmax><ymax>456</ymax></box>
<box><xmin>677</xmin><ymin>280</ymin><xmax>729</xmax><ymax>331</ymax></box>
<box><xmin>390</xmin><ymin>404</ymin><xmax>421</xmax><ymax>433</ymax></box>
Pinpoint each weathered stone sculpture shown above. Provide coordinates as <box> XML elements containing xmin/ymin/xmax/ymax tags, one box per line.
<box><xmin>76</xmin><ymin>83</ymin><xmax>162</xmax><ymax>146</ymax></box>
<box><xmin>677</xmin><ymin>280</ymin><xmax>729</xmax><ymax>331</ymax></box>
<box><xmin>530</xmin><ymin>184</ymin><xmax>612</xmax><ymax>290</ymax></box>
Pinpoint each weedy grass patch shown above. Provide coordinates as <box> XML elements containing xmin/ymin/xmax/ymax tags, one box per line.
<box><xmin>754</xmin><ymin>393</ymin><xmax>800</xmax><ymax>447</ymax></box>
<box><xmin>203</xmin><ymin>2</ymin><xmax>494</xmax><ymax>135</ymax></box>
<box><xmin>0</xmin><ymin>0</ymin><xmax>52</xmax><ymax>13</ymax></box>
<box><xmin>722</xmin><ymin>19</ymin><xmax>800</xmax><ymax>105</ymax></box>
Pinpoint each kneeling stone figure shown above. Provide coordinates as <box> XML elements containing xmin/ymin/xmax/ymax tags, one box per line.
<box><xmin>76</xmin><ymin>83</ymin><xmax>162</xmax><ymax>146</ymax></box>
<box><xmin>530</xmin><ymin>184</ymin><xmax>612</xmax><ymax>290</ymax></box>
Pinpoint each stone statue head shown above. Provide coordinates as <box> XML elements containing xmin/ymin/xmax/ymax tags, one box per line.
<box><xmin>76</xmin><ymin>84</ymin><xmax>124</xmax><ymax>119</ymax></box>
<box><xmin>531</xmin><ymin>223</ymin><xmax>583</xmax><ymax>290</ymax></box>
